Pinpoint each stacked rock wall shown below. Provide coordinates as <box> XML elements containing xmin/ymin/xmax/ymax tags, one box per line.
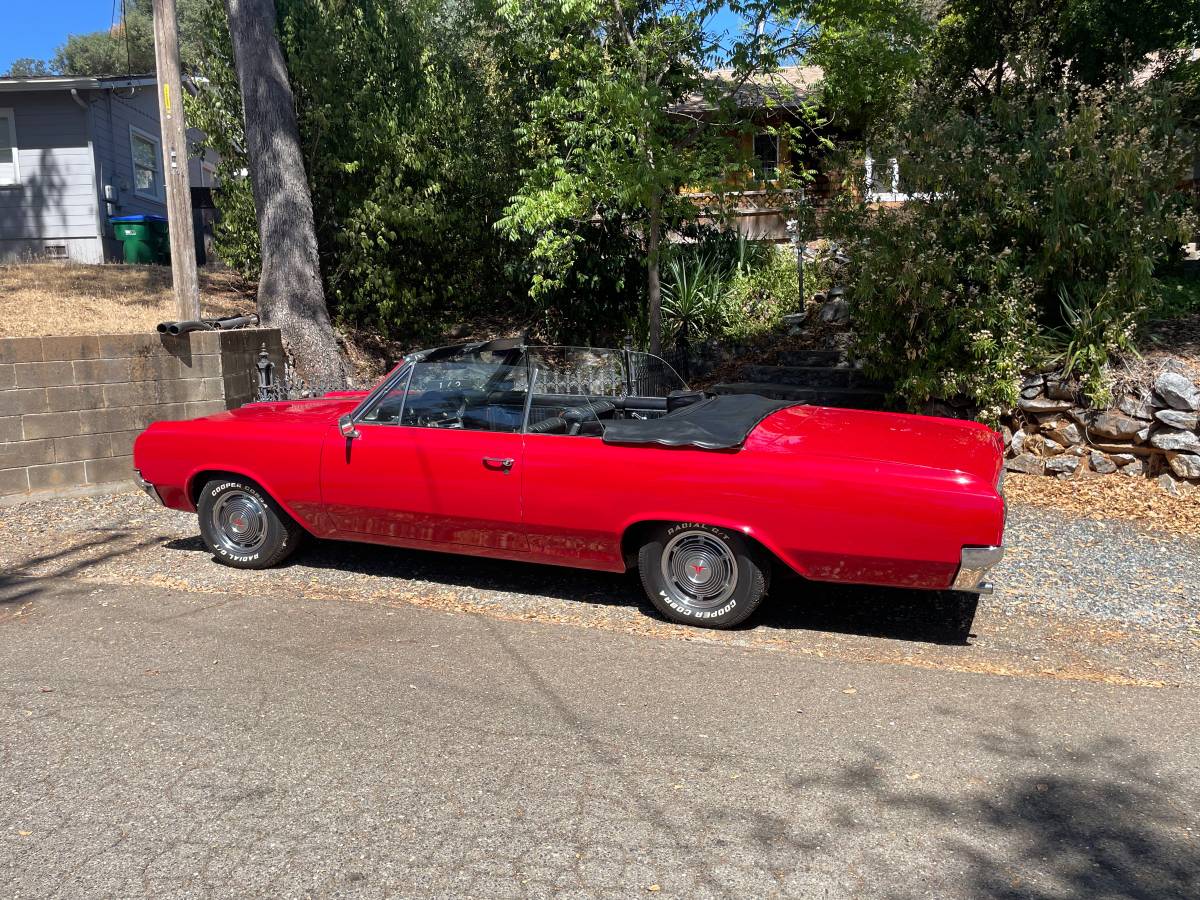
<box><xmin>1004</xmin><ymin>366</ymin><xmax>1200</xmax><ymax>493</ymax></box>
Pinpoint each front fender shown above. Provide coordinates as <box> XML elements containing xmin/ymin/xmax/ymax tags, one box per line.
<box><xmin>134</xmin><ymin>419</ymin><xmax>332</xmax><ymax>536</ymax></box>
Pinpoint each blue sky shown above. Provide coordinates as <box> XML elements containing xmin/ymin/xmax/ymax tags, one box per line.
<box><xmin>1</xmin><ymin>0</ymin><xmax>116</xmax><ymax>73</ymax></box>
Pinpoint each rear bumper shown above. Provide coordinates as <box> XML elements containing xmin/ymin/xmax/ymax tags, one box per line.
<box><xmin>952</xmin><ymin>545</ymin><xmax>1004</xmax><ymax>595</ymax></box>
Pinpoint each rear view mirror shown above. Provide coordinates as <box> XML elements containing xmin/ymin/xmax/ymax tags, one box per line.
<box><xmin>338</xmin><ymin>414</ymin><xmax>360</xmax><ymax>439</ymax></box>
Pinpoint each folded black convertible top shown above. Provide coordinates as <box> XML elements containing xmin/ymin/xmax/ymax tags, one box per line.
<box><xmin>602</xmin><ymin>394</ymin><xmax>797</xmax><ymax>450</ymax></box>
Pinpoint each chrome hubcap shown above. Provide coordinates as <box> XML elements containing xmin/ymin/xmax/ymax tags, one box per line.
<box><xmin>661</xmin><ymin>531</ymin><xmax>738</xmax><ymax>610</ymax></box>
<box><xmin>211</xmin><ymin>490</ymin><xmax>268</xmax><ymax>553</ymax></box>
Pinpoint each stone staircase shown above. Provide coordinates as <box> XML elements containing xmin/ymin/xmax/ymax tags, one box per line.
<box><xmin>710</xmin><ymin>348</ymin><xmax>890</xmax><ymax>410</ymax></box>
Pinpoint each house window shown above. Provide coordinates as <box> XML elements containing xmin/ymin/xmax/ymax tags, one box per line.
<box><xmin>0</xmin><ymin>108</ymin><xmax>19</xmax><ymax>186</ymax></box>
<box><xmin>129</xmin><ymin>126</ymin><xmax>163</xmax><ymax>201</ymax></box>
<box><xmin>864</xmin><ymin>150</ymin><xmax>909</xmax><ymax>202</ymax></box>
<box><xmin>753</xmin><ymin>133</ymin><xmax>779</xmax><ymax>178</ymax></box>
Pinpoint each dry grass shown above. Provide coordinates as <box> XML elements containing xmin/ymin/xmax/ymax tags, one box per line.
<box><xmin>1006</xmin><ymin>471</ymin><xmax>1200</xmax><ymax>536</ymax></box>
<box><xmin>0</xmin><ymin>262</ymin><xmax>256</xmax><ymax>337</ymax></box>
<box><xmin>1109</xmin><ymin>312</ymin><xmax>1200</xmax><ymax>400</ymax></box>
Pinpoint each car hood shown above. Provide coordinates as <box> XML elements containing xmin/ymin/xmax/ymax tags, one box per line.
<box><xmin>197</xmin><ymin>396</ymin><xmax>359</xmax><ymax>426</ymax></box>
<box><xmin>752</xmin><ymin>405</ymin><xmax>1004</xmax><ymax>485</ymax></box>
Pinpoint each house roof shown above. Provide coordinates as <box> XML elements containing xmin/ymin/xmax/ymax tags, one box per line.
<box><xmin>671</xmin><ymin>64</ymin><xmax>823</xmax><ymax>115</ymax></box>
<box><xmin>0</xmin><ymin>74</ymin><xmax>157</xmax><ymax>93</ymax></box>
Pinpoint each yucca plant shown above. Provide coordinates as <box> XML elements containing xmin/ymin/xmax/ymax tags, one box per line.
<box><xmin>732</xmin><ymin>232</ymin><xmax>768</xmax><ymax>277</ymax></box>
<box><xmin>662</xmin><ymin>253</ymin><xmax>726</xmax><ymax>345</ymax></box>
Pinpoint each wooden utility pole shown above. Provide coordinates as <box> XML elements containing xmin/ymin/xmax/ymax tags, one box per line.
<box><xmin>151</xmin><ymin>0</ymin><xmax>201</xmax><ymax>321</ymax></box>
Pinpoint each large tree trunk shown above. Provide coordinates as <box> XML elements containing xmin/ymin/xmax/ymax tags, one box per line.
<box><xmin>223</xmin><ymin>0</ymin><xmax>348</xmax><ymax>393</ymax></box>
<box><xmin>647</xmin><ymin>193</ymin><xmax>663</xmax><ymax>357</ymax></box>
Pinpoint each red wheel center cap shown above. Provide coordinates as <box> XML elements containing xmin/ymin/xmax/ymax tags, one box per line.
<box><xmin>232</xmin><ymin>517</ymin><xmax>246</xmax><ymax>529</ymax></box>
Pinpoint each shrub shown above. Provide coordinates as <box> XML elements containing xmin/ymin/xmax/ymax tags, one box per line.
<box><xmin>191</xmin><ymin>0</ymin><xmax>537</xmax><ymax>340</ymax></box>
<box><xmin>1150</xmin><ymin>275</ymin><xmax>1200</xmax><ymax>320</ymax></box>
<box><xmin>720</xmin><ymin>245</ymin><xmax>806</xmax><ymax>343</ymax></box>
<box><xmin>831</xmin><ymin>75</ymin><xmax>1197</xmax><ymax>417</ymax></box>
<box><xmin>658</xmin><ymin>241</ymin><xmax>823</xmax><ymax>348</ymax></box>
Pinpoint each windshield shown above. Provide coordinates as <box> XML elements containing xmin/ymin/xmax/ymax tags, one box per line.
<box><xmin>352</xmin><ymin>342</ymin><xmax>689</xmax><ymax>435</ymax></box>
<box><xmin>401</xmin><ymin>342</ymin><xmax>687</xmax><ymax>397</ymax></box>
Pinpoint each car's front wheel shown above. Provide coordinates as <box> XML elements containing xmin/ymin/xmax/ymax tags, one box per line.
<box><xmin>197</xmin><ymin>477</ymin><xmax>301</xmax><ymax>569</ymax></box>
<box><xmin>637</xmin><ymin>522</ymin><xmax>769</xmax><ymax>628</ymax></box>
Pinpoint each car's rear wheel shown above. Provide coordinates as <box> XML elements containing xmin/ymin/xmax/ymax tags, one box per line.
<box><xmin>637</xmin><ymin>522</ymin><xmax>769</xmax><ymax>628</ymax></box>
<box><xmin>197</xmin><ymin>477</ymin><xmax>301</xmax><ymax>569</ymax></box>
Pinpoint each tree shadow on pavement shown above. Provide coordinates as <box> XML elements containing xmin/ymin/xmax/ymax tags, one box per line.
<box><xmin>787</xmin><ymin>724</ymin><xmax>1199</xmax><ymax>899</ymax></box>
<box><xmin>1</xmin><ymin>532</ymin><xmax>160</xmax><ymax>612</ymax></box>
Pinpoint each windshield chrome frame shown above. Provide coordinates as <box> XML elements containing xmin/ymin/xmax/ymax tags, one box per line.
<box><xmin>348</xmin><ymin>359</ymin><xmax>414</xmax><ymax>424</ymax></box>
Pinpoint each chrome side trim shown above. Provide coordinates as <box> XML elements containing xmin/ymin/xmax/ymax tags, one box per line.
<box><xmin>135</xmin><ymin>469</ymin><xmax>164</xmax><ymax>505</ymax></box>
<box><xmin>952</xmin><ymin>545</ymin><xmax>1004</xmax><ymax>592</ymax></box>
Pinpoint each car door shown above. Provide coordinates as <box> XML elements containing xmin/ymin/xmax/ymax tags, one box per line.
<box><xmin>319</xmin><ymin>358</ymin><xmax>529</xmax><ymax>554</ymax></box>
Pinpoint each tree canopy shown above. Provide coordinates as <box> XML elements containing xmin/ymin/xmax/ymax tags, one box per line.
<box><xmin>3</xmin><ymin>0</ymin><xmax>205</xmax><ymax>77</ymax></box>
<box><xmin>827</xmin><ymin>0</ymin><xmax>1199</xmax><ymax>415</ymax></box>
<box><xmin>496</xmin><ymin>0</ymin><xmax>830</xmax><ymax>352</ymax></box>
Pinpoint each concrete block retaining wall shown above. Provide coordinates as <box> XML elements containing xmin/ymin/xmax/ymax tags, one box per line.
<box><xmin>0</xmin><ymin>328</ymin><xmax>284</xmax><ymax>502</ymax></box>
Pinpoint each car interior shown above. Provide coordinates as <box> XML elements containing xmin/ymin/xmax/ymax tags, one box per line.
<box><xmin>359</xmin><ymin>342</ymin><xmax>708</xmax><ymax>437</ymax></box>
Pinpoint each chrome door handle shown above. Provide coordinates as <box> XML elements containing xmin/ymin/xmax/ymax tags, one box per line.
<box><xmin>482</xmin><ymin>456</ymin><xmax>515</xmax><ymax>471</ymax></box>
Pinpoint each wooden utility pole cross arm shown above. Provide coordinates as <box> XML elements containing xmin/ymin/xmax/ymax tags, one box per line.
<box><xmin>151</xmin><ymin>0</ymin><xmax>201</xmax><ymax>321</ymax></box>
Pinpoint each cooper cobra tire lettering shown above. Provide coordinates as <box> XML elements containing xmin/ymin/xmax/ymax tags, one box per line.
<box><xmin>197</xmin><ymin>477</ymin><xmax>301</xmax><ymax>571</ymax></box>
<box><xmin>639</xmin><ymin>523</ymin><xmax>767</xmax><ymax>630</ymax></box>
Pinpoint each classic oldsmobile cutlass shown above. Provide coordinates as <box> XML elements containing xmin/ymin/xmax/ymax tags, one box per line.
<box><xmin>133</xmin><ymin>340</ymin><xmax>1006</xmax><ymax>629</ymax></box>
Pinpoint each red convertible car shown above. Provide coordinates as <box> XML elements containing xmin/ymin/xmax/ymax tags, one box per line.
<box><xmin>133</xmin><ymin>340</ymin><xmax>1006</xmax><ymax>628</ymax></box>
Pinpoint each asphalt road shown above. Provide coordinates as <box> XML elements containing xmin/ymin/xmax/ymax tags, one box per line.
<box><xmin>2</xmin><ymin>573</ymin><xmax>1198</xmax><ymax>898</ymax></box>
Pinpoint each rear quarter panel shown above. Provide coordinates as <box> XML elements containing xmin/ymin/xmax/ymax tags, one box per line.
<box><xmin>521</xmin><ymin>412</ymin><xmax>1004</xmax><ymax>589</ymax></box>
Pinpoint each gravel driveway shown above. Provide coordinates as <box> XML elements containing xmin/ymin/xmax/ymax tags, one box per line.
<box><xmin>2</xmin><ymin>489</ymin><xmax>1196</xmax><ymax>688</ymax></box>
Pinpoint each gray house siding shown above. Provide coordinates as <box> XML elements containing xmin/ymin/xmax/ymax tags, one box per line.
<box><xmin>0</xmin><ymin>77</ymin><xmax>218</xmax><ymax>265</ymax></box>
<box><xmin>0</xmin><ymin>91</ymin><xmax>103</xmax><ymax>263</ymax></box>
<box><xmin>88</xmin><ymin>86</ymin><xmax>168</xmax><ymax>260</ymax></box>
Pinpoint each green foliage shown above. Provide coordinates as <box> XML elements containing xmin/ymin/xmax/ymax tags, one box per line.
<box><xmin>209</xmin><ymin>175</ymin><xmax>262</xmax><ymax>282</ymax></box>
<box><xmin>279</xmin><ymin>0</ymin><xmax>530</xmax><ymax>339</ymax></box>
<box><xmin>832</xmin><ymin>75</ymin><xmax>1197</xmax><ymax>418</ymax></box>
<box><xmin>192</xmin><ymin>0</ymin><xmax>548</xmax><ymax>339</ymax></box>
<box><xmin>661</xmin><ymin>254</ymin><xmax>726</xmax><ymax>345</ymax></box>
<box><xmin>510</xmin><ymin>218</ymin><xmax>648</xmax><ymax>345</ymax></box>
<box><xmin>186</xmin><ymin>0</ymin><xmax>928</xmax><ymax>347</ymax></box>
<box><xmin>186</xmin><ymin>0</ymin><xmax>260</xmax><ymax>278</ymax></box>
<box><xmin>807</xmin><ymin>0</ymin><xmax>933</xmax><ymax>131</ymax></box>
<box><xmin>928</xmin><ymin>0</ymin><xmax>1200</xmax><ymax>96</ymax></box>
<box><xmin>720</xmin><ymin>245</ymin><xmax>805</xmax><ymax>342</ymax></box>
<box><xmin>4</xmin><ymin>58</ymin><xmax>54</xmax><ymax>77</ymax></box>
<box><xmin>496</xmin><ymin>0</ymin><xmax>821</xmax><ymax>351</ymax></box>
<box><xmin>1150</xmin><ymin>276</ymin><xmax>1200</xmax><ymax>320</ymax></box>
<box><xmin>53</xmin><ymin>13</ymin><xmax>156</xmax><ymax>76</ymax></box>
<box><xmin>495</xmin><ymin>0</ymin><xmax>710</xmax><ymax>322</ymax></box>
<box><xmin>660</xmin><ymin>243</ymin><xmax>807</xmax><ymax>346</ymax></box>
<box><xmin>819</xmin><ymin>0</ymin><xmax>1200</xmax><ymax>417</ymax></box>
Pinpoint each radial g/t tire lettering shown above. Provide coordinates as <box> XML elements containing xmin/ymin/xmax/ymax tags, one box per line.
<box><xmin>197</xmin><ymin>477</ymin><xmax>302</xmax><ymax>569</ymax></box>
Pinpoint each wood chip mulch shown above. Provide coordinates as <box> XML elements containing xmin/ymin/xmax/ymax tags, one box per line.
<box><xmin>1005</xmin><ymin>472</ymin><xmax>1200</xmax><ymax>537</ymax></box>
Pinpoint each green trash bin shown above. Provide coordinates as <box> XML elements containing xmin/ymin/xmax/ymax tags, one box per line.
<box><xmin>111</xmin><ymin>214</ymin><xmax>170</xmax><ymax>264</ymax></box>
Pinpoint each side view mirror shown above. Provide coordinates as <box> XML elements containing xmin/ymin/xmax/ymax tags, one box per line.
<box><xmin>338</xmin><ymin>414</ymin><xmax>360</xmax><ymax>439</ymax></box>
